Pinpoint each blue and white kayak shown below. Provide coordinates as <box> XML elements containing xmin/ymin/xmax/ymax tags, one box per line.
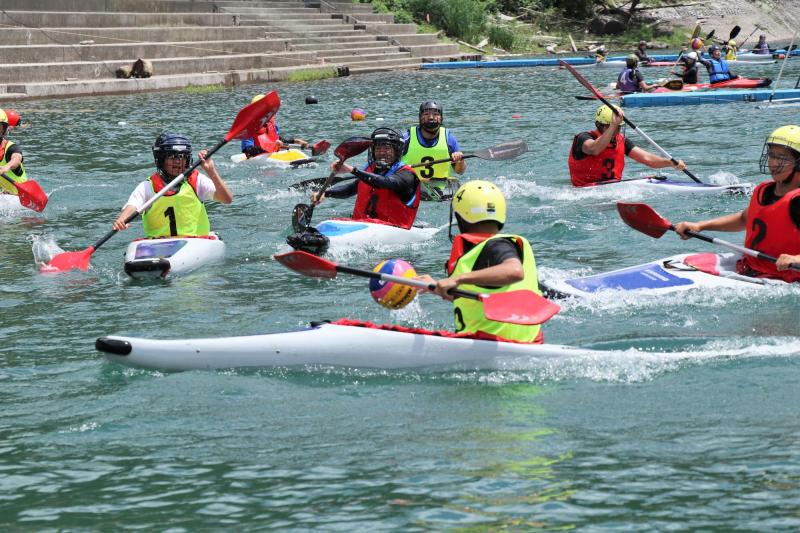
<box><xmin>96</xmin><ymin>320</ymin><xmax>607</xmax><ymax>371</ymax></box>
<box><xmin>316</xmin><ymin>219</ymin><xmax>442</xmax><ymax>249</ymax></box>
<box><xmin>542</xmin><ymin>252</ymin><xmax>776</xmax><ymax>298</ymax></box>
<box><xmin>625</xmin><ymin>178</ymin><xmax>753</xmax><ymax>195</ymax></box>
<box><xmin>123</xmin><ymin>233</ymin><xmax>225</xmax><ymax>279</ymax></box>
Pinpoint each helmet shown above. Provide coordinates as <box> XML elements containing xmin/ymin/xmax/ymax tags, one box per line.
<box><xmin>595</xmin><ymin>104</ymin><xmax>620</xmax><ymax>126</ymax></box>
<box><xmin>419</xmin><ymin>100</ymin><xmax>443</xmax><ymax>118</ymax></box>
<box><xmin>369</xmin><ymin>127</ymin><xmax>404</xmax><ymax>172</ymax></box>
<box><xmin>626</xmin><ymin>54</ymin><xmax>638</xmax><ymax>68</ymax></box>
<box><xmin>686</xmin><ymin>51</ymin><xmax>698</xmax><ymax>61</ymax></box>
<box><xmin>691</xmin><ymin>37</ymin><xmax>704</xmax><ymax>50</ymax></box>
<box><xmin>759</xmin><ymin>125</ymin><xmax>800</xmax><ymax>175</ymax></box>
<box><xmin>153</xmin><ymin>133</ymin><xmax>192</xmax><ymax>175</ymax></box>
<box><xmin>728</xmin><ymin>39</ymin><xmax>736</xmax><ymax>46</ymax></box>
<box><xmin>708</xmin><ymin>44</ymin><xmax>720</xmax><ymax>54</ymax></box>
<box><xmin>251</xmin><ymin>94</ymin><xmax>264</xmax><ymax>104</ymax></box>
<box><xmin>638</xmin><ymin>40</ymin><xmax>647</xmax><ymax>47</ymax></box>
<box><xmin>452</xmin><ymin>180</ymin><xmax>506</xmax><ymax>227</ymax></box>
<box><xmin>418</xmin><ymin>100</ymin><xmax>443</xmax><ymax>132</ymax></box>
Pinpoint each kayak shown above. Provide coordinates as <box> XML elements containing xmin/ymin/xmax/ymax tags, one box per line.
<box><xmin>96</xmin><ymin>320</ymin><xmax>607</xmax><ymax>371</ymax></box>
<box><xmin>541</xmin><ymin>252</ymin><xmax>776</xmax><ymax>298</ymax></box>
<box><xmin>569</xmin><ymin>60</ymin><xmax>626</xmax><ymax>70</ymax></box>
<box><xmin>622</xmin><ymin>177</ymin><xmax>752</xmax><ymax>195</ymax></box>
<box><xmin>730</xmin><ymin>52</ymin><xmax>785</xmax><ymax>62</ymax></box>
<box><xmin>584</xmin><ymin>77</ymin><xmax>773</xmax><ymax>100</ymax></box>
<box><xmin>123</xmin><ymin>233</ymin><xmax>225</xmax><ymax>279</ymax></box>
<box><xmin>645</xmin><ymin>59</ymin><xmax>777</xmax><ymax>67</ymax></box>
<box><xmin>315</xmin><ymin>218</ymin><xmax>441</xmax><ymax>249</ymax></box>
<box><xmin>230</xmin><ymin>148</ymin><xmax>311</xmax><ymax>166</ymax></box>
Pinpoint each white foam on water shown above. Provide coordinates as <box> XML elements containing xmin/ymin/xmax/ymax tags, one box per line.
<box><xmin>30</xmin><ymin>234</ymin><xmax>65</xmax><ymax>266</ymax></box>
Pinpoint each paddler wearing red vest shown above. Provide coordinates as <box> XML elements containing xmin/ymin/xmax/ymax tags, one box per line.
<box><xmin>567</xmin><ymin>104</ymin><xmax>686</xmax><ymax>187</ymax></box>
<box><xmin>675</xmin><ymin>125</ymin><xmax>800</xmax><ymax>280</ymax></box>
<box><xmin>240</xmin><ymin>93</ymin><xmax>309</xmax><ymax>159</ymax></box>
<box><xmin>311</xmin><ymin>127</ymin><xmax>420</xmax><ymax>229</ymax></box>
<box><xmin>0</xmin><ymin>108</ymin><xmax>28</xmax><ymax>197</ymax></box>
<box><xmin>112</xmin><ymin>133</ymin><xmax>233</xmax><ymax>237</ymax></box>
<box><xmin>416</xmin><ymin>180</ymin><xmax>544</xmax><ymax>344</ymax></box>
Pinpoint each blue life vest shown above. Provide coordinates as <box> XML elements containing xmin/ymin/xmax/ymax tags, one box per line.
<box><xmin>707</xmin><ymin>57</ymin><xmax>731</xmax><ymax>83</ymax></box>
<box><xmin>617</xmin><ymin>69</ymin><xmax>638</xmax><ymax>92</ymax></box>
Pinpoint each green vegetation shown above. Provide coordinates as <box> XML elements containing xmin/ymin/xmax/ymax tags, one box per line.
<box><xmin>183</xmin><ymin>83</ymin><xmax>225</xmax><ymax>94</ymax></box>
<box><xmin>286</xmin><ymin>67</ymin><xmax>339</xmax><ymax>82</ymax></box>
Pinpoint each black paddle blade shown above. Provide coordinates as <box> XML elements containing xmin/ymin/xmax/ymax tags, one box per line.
<box><xmin>472</xmin><ymin>139</ymin><xmax>528</xmax><ymax>161</ymax></box>
<box><xmin>291</xmin><ymin>203</ymin><xmax>311</xmax><ymax>233</ymax></box>
<box><xmin>661</xmin><ymin>79</ymin><xmax>684</xmax><ymax>90</ymax></box>
<box><xmin>730</xmin><ymin>25</ymin><xmax>741</xmax><ymax>40</ymax></box>
<box><xmin>617</xmin><ymin>202</ymin><xmax>672</xmax><ymax>239</ymax></box>
<box><xmin>286</xmin><ymin>228</ymin><xmax>330</xmax><ymax>256</ymax></box>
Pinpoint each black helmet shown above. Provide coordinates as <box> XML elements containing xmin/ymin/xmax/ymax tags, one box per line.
<box><xmin>369</xmin><ymin>127</ymin><xmax>404</xmax><ymax>172</ymax></box>
<box><xmin>153</xmin><ymin>133</ymin><xmax>192</xmax><ymax>176</ymax></box>
<box><xmin>419</xmin><ymin>100</ymin><xmax>443</xmax><ymax>117</ymax></box>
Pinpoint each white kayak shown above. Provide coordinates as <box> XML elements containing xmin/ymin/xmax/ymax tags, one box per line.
<box><xmin>230</xmin><ymin>148</ymin><xmax>311</xmax><ymax>166</ymax></box>
<box><xmin>572</xmin><ymin>60</ymin><xmax>626</xmax><ymax>69</ymax></box>
<box><xmin>96</xmin><ymin>320</ymin><xmax>607</xmax><ymax>371</ymax></box>
<box><xmin>316</xmin><ymin>218</ymin><xmax>442</xmax><ymax>249</ymax></box>
<box><xmin>624</xmin><ymin>177</ymin><xmax>752</xmax><ymax>195</ymax></box>
<box><xmin>542</xmin><ymin>252</ymin><xmax>776</xmax><ymax>297</ymax></box>
<box><xmin>123</xmin><ymin>233</ymin><xmax>226</xmax><ymax>279</ymax></box>
<box><xmin>732</xmin><ymin>53</ymin><xmax>780</xmax><ymax>63</ymax></box>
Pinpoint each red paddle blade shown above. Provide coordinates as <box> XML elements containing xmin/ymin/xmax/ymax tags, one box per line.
<box><xmin>482</xmin><ymin>290</ymin><xmax>560</xmax><ymax>325</ymax></box>
<box><xmin>225</xmin><ymin>90</ymin><xmax>281</xmax><ymax>142</ymax></box>
<box><xmin>334</xmin><ymin>137</ymin><xmax>372</xmax><ymax>160</ymax></box>
<box><xmin>617</xmin><ymin>202</ymin><xmax>672</xmax><ymax>239</ymax></box>
<box><xmin>40</xmin><ymin>246</ymin><xmax>95</xmax><ymax>273</ymax></box>
<box><xmin>311</xmin><ymin>140</ymin><xmax>331</xmax><ymax>156</ymax></box>
<box><xmin>14</xmin><ymin>179</ymin><xmax>48</xmax><ymax>212</ymax></box>
<box><xmin>559</xmin><ymin>60</ymin><xmax>604</xmax><ymax>99</ymax></box>
<box><xmin>274</xmin><ymin>250</ymin><xmax>337</xmax><ymax>279</ymax></box>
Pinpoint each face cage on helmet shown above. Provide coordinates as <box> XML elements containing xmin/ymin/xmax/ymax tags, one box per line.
<box><xmin>370</xmin><ymin>140</ymin><xmax>401</xmax><ymax>165</ymax></box>
<box><xmin>759</xmin><ymin>142</ymin><xmax>800</xmax><ymax>175</ymax></box>
<box><xmin>156</xmin><ymin>150</ymin><xmax>192</xmax><ymax>173</ymax></box>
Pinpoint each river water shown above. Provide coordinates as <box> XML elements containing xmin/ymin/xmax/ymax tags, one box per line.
<box><xmin>2</xmin><ymin>60</ymin><xmax>800</xmax><ymax>529</ymax></box>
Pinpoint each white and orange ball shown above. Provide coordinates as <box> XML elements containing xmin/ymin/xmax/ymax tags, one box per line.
<box><xmin>369</xmin><ymin>259</ymin><xmax>418</xmax><ymax>309</ymax></box>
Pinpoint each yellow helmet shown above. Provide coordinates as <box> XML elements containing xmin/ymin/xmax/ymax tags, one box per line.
<box><xmin>0</xmin><ymin>109</ymin><xmax>7</xmax><ymax>124</ymax></box>
<box><xmin>595</xmin><ymin>104</ymin><xmax>620</xmax><ymax>125</ymax></box>
<box><xmin>728</xmin><ymin>39</ymin><xmax>736</xmax><ymax>46</ymax></box>
<box><xmin>766</xmin><ymin>125</ymin><xmax>800</xmax><ymax>154</ymax></box>
<box><xmin>251</xmin><ymin>94</ymin><xmax>265</xmax><ymax>104</ymax></box>
<box><xmin>452</xmin><ymin>180</ymin><xmax>506</xmax><ymax>226</ymax></box>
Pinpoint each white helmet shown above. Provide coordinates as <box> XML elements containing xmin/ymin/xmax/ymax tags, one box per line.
<box><xmin>686</xmin><ymin>51</ymin><xmax>698</xmax><ymax>60</ymax></box>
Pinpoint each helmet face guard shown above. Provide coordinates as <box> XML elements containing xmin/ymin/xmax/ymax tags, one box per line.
<box><xmin>418</xmin><ymin>100</ymin><xmax>443</xmax><ymax>132</ymax></box>
<box><xmin>759</xmin><ymin>126</ymin><xmax>800</xmax><ymax>177</ymax></box>
<box><xmin>153</xmin><ymin>134</ymin><xmax>192</xmax><ymax>177</ymax></box>
<box><xmin>369</xmin><ymin>128</ymin><xmax>403</xmax><ymax>172</ymax></box>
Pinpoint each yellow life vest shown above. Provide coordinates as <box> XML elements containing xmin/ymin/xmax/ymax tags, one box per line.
<box><xmin>448</xmin><ymin>233</ymin><xmax>541</xmax><ymax>343</ymax></box>
<box><xmin>141</xmin><ymin>171</ymin><xmax>210</xmax><ymax>238</ymax></box>
<box><xmin>403</xmin><ymin>126</ymin><xmax>452</xmax><ymax>188</ymax></box>
<box><xmin>0</xmin><ymin>139</ymin><xmax>28</xmax><ymax>195</ymax></box>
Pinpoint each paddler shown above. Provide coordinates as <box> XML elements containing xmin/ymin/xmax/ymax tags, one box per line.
<box><xmin>401</xmin><ymin>100</ymin><xmax>465</xmax><ymax>201</ymax></box>
<box><xmin>723</xmin><ymin>39</ymin><xmax>738</xmax><ymax>61</ymax></box>
<box><xmin>698</xmin><ymin>45</ymin><xmax>739</xmax><ymax>83</ymax></box>
<box><xmin>567</xmin><ymin>104</ymin><xmax>686</xmax><ymax>187</ymax></box>
<box><xmin>677</xmin><ymin>51</ymin><xmax>701</xmax><ymax>84</ymax></box>
<box><xmin>753</xmin><ymin>35</ymin><xmax>770</xmax><ymax>55</ymax></box>
<box><xmin>416</xmin><ymin>180</ymin><xmax>543</xmax><ymax>343</ymax></box>
<box><xmin>311</xmin><ymin>127</ymin><xmax>420</xmax><ymax>228</ymax></box>
<box><xmin>594</xmin><ymin>45</ymin><xmax>608</xmax><ymax>63</ymax></box>
<box><xmin>675</xmin><ymin>125</ymin><xmax>800</xmax><ymax>280</ymax></box>
<box><xmin>112</xmin><ymin>133</ymin><xmax>232</xmax><ymax>237</ymax></box>
<box><xmin>240</xmin><ymin>94</ymin><xmax>309</xmax><ymax>159</ymax></box>
<box><xmin>0</xmin><ymin>109</ymin><xmax>28</xmax><ymax>197</ymax></box>
<box><xmin>633</xmin><ymin>40</ymin><xmax>651</xmax><ymax>64</ymax></box>
<box><xmin>616</xmin><ymin>55</ymin><xmax>655</xmax><ymax>93</ymax></box>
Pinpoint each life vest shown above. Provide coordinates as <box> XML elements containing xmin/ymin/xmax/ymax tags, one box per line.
<box><xmin>403</xmin><ymin>126</ymin><xmax>452</xmax><ymax>189</ymax></box>
<box><xmin>707</xmin><ymin>57</ymin><xmax>732</xmax><ymax>83</ymax></box>
<box><xmin>253</xmin><ymin>119</ymin><xmax>280</xmax><ymax>153</ymax></box>
<box><xmin>446</xmin><ymin>233</ymin><xmax>542</xmax><ymax>343</ymax></box>
<box><xmin>0</xmin><ymin>139</ymin><xmax>28</xmax><ymax>195</ymax></box>
<box><xmin>736</xmin><ymin>181</ymin><xmax>800</xmax><ymax>282</ymax></box>
<box><xmin>351</xmin><ymin>161</ymin><xmax>420</xmax><ymax>229</ymax></box>
<box><xmin>567</xmin><ymin>130</ymin><xmax>626</xmax><ymax>187</ymax></box>
<box><xmin>755</xmin><ymin>42</ymin><xmax>770</xmax><ymax>54</ymax></box>
<box><xmin>142</xmin><ymin>170</ymin><xmax>210</xmax><ymax>238</ymax></box>
<box><xmin>617</xmin><ymin>68</ymin><xmax>639</xmax><ymax>93</ymax></box>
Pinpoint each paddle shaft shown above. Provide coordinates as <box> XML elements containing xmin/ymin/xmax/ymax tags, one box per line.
<box><xmin>410</xmin><ymin>153</ymin><xmax>475</xmax><ymax>168</ymax></box>
<box><xmin>92</xmin><ymin>137</ymin><xmax>228</xmax><ymax>251</ymax></box>
<box><xmin>677</xmin><ymin>226</ymin><xmax>800</xmax><ymax>272</ymax></box>
<box><xmin>768</xmin><ymin>27</ymin><xmax>799</xmax><ymax>104</ymax></box>
<box><xmin>738</xmin><ymin>27</ymin><xmax>760</xmax><ymax>49</ymax></box>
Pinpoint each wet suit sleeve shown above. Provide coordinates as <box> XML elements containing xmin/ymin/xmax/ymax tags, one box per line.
<box><xmin>324</xmin><ymin>179</ymin><xmax>358</xmax><ymax>199</ymax></box>
<box><xmin>351</xmin><ymin>167</ymin><xmax>418</xmax><ymax>204</ymax></box>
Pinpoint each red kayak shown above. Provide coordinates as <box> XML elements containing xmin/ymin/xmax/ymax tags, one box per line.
<box><xmin>578</xmin><ymin>77</ymin><xmax>773</xmax><ymax>100</ymax></box>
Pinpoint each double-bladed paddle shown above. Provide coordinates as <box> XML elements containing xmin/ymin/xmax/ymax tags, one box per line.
<box><xmin>1</xmin><ymin>173</ymin><xmax>48</xmax><ymax>212</ymax></box>
<box><xmin>617</xmin><ymin>202</ymin><xmax>800</xmax><ymax>272</ymax></box>
<box><xmin>560</xmin><ymin>59</ymin><xmax>704</xmax><ymax>184</ymax></box>
<box><xmin>41</xmin><ymin>91</ymin><xmax>282</xmax><ymax>273</ymax></box>
<box><xmin>289</xmin><ymin>137</ymin><xmax>372</xmax><ymax>232</ymax></box>
<box><xmin>274</xmin><ymin>250</ymin><xmax>561</xmax><ymax>325</ymax></box>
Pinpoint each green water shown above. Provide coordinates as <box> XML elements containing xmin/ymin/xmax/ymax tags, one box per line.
<box><xmin>2</xmin><ymin>63</ymin><xmax>800</xmax><ymax>529</ymax></box>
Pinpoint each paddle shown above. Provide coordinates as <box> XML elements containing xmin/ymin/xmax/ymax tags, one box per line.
<box><xmin>560</xmin><ymin>59</ymin><xmax>704</xmax><ymax>184</ymax></box>
<box><xmin>617</xmin><ymin>202</ymin><xmax>800</xmax><ymax>272</ymax></box>
<box><xmin>41</xmin><ymin>92</ymin><xmax>281</xmax><ymax>273</ymax></box>
<box><xmin>766</xmin><ymin>27</ymin><xmax>799</xmax><ymax>106</ymax></box>
<box><xmin>290</xmin><ymin>136</ymin><xmax>372</xmax><ymax>232</ymax></box>
<box><xmin>274</xmin><ymin>250</ymin><xmax>561</xmax><ymax>325</ymax></box>
<box><xmin>738</xmin><ymin>25</ymin><xmax>763</xmax><ymax>50</ymax></box>
<box><xmin>1</xmin><ymin>173</ymin><xmax>48</xmax><ymax>212</ymax></box>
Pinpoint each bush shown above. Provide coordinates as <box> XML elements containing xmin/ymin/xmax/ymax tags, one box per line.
<box><xmin>408</xmin><ymin>0</ymin><xmax>486</xmax><ymax>43</ymax></box>
<box><xmin>488</xmin><ymin>24</ymin><xmax>516</xmax><ymax>50</ymax></box>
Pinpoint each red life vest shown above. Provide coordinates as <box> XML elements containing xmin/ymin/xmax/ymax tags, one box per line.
<box><xmin>254</xmin><ymin>119</ymin><xmax>280</xmax><ymax>153</ymax></box>
<box><xmin>446</xmin><ymin>233</ymin><xmax>497</xmax><ymax>275</ymax></box>
<box><xmin>567</xmin><ymin>130</ymin><xmax>626</xmax><ymax>187</ymax></box>
<box><xmin>149</xmin><ymin>169</ymin><xmax>201</xmax><ymax>197</ymax></box>
<box><xmin>351</xmin><ymin>162</ymin><xmax>420</xmax><ymax>229</ymax></box>
<box><xmin>737</xmin><ymin>181</ymin><xmax>800</xmax><ymax>282</ymax></box>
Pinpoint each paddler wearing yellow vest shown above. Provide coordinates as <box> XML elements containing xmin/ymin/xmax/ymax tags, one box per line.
<box><xmin>112</xmin><ymin>133</ymin><xmax>232</xmax><ymax>237</ymax></box>
<box><xmin>416</xmin><ymin>180</ymin><xmax>544</xmax><ymax>343</ymax></box>
<box><xmin>0</xmin><ymin>108</ymin><xmax>28</xmax><ymax>196</ymax></box>
<box><xmin>401</xmin><ymin>101</ymin><xmax>465</xmax><ymax>201</ymax></box>
<box><xmin>675</xmin><ymin>125</ymin><xmax>800</xmax><ymax>280</ymax></box>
